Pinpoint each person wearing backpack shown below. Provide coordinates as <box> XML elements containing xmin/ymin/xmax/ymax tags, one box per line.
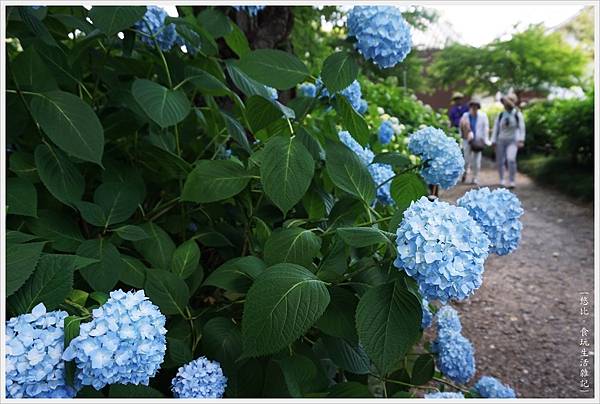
<box><xmin>459</xmin><ymin>97</ymin><xmax>489</xmax><ymax>185</ymax></box>
<box><xmin>492</xmin><ymin>93</ymin><xmax>526</xmax><ymax>189</ymax></box>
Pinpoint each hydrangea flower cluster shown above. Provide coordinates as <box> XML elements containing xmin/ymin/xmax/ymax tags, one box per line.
<box><xmin>134</xmin><ymin>6</ymin><xmax>178</xmax><ymax>51</ymax></box>
<box><xmin>408</xmin><ymin>127</ymin><xmax>465</xmax><ymax>189</ymax></box>
<box><xmin>298</xmin><ymin>82</ymin><xmax>317</xmax><ymax>98</ymax></box>
<box><xmin>266</xmin><ymin>86</ymin><xmax>278</xmax><ymax>101</ymax></box>
<box><xmin>347</xmin><ymin>6</ymin><xmax>412</xmax><ymax>69</ymax></box>
<box><xmin>316</xmin><ymin>79</ymin><xmax>367</xmax><ymax>113</ymax></box>
<box><xmin>233</xmin><ymin>6</ymin><xmax>265</xmax><ymax>16</ymax></box>
<box><xmin>6</xmin><ymin>304</ymin><xmax>77</xmax><ymax>398</ymax></box>
<box><xmin>378</xmin><ymin>120</ymin><xmax>395</xmax><ymax>145</ymax></box>
<box><xmin>475</xmin><ymin>376</ymin><xmax>516</xmax><ymax>398</ymax></box>
<box><xmin>338</xmin><ymin>131</ymin><xmax>395</xmax><ymax>205</ymax></box>
<box><xmin>432</xmin><ymin>332</ymin><xmax>476</xmax><ymax>384</ymax></box>
<box><xmin>424</xmin><ymin>391</ymin><xmax>465</xmax><ymax>399</ymax></box>
<box><xmin>436</xmin><ymin>305</ymin><xmax>462</xmax><ymax>336</ymax></box>
<box><xmin>63</xmin><ymin>290</ymin><xmax>167</xmax><ymax>390</ymax></box>
<box><xmin>421</xmin><ymin>299</ymin><xmax>432</xmax><ymax>329</ymax></box>
<box><xmin>393</xmin><ymin>197</ymin><xmax>490</xmax><ymax>302</ymax></box>
<box><xmin>171</xmin><ymin>357</ymin><xmax>227</xmax><ymax>398</ymax></box>
<box><xmin>457</xmin><ymin>187</ymin><xmax>524</xmax><ymax>255</ymax></box>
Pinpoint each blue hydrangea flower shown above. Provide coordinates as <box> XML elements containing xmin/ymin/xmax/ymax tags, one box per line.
<box><xmin>233</xmin><ymin>6</ymin><xmax>265</xmax><ymax>16</ymax></box>
<box><xmin>357</xmin><ymin>99</ymin><xmax>368</xmax><ymax>114</ymax></box>
<box><xmin>134</xmin><ymin>6</ymin><xmax>178</xmax><ymax>51</ymax></box>
<box><xmin>436</xmin><ymin>305</ymin><xmax>462</xmax><ymax>336</ymax></box>
<box><xmin>347</xmin><ymin>6</ymin><xmax>412</xmax><ymax>69</ymax></box>
<box><xmin>408</xmin><ymin>127</ymin><xmax>464</xmax><ymax>189</ymax></box>
<box><xmin>6</xmin><ymin>303</ymin><xmax>77</xmax><ymax>398</ymax></box>
<box><xmin>432</xmin><ymin>332</ymin><xmax>476</xmax><ymax>384</ymax></box>
<box><xmin>421</xmin><ymin>299</ymin><xmax>432</xmax><ymax>329</ymax></box>
<box><xmin>266</xmin><ymin>86</ymin><xmax>278</xmax><ymax>101</ymax></box>
<box><xmin>171</xmin><ymin>356</ymin><xmax>227</xmax><ymax>398</ymax></box>
<box><xmin>457</xmin><ymin>187</ymin><xmax>524</xmax><ymax>256</ymax></box>
<box><xmin>424</xmin><ymin>391</ymin><xmax>465</xmax><ymax>399</ymax></box>
<box><xmin>475</xmin><ymin>376</ymin><xmax>516</xmax><ymax>398</ymax></box>
<box><xmin>317</xmin><ymin>79</ymin><xmax>365</xmax><ymax>113</ymax></box>
<box><xmin>393</xmin><ymin>197</ymin><xmax>490</xmax><ymax>303</ymax></box>
<box><xmin>378</xmin><ymin>120</ymin><xmax>394</xmax><ymax>145</ymax></box>
<box><xmin>298</xmin><ymin>82</ymin><xmax>317</xmax><ymax>98</ymax></box>
<box><xmin>63</xmin><ymin>290</ymin><xmax>167</xmax><ymax>390</ymax></box>
<box><xmin>338</xmin><ymin>131</ymin><xmax>395</xmax><ymax>205</ymax></box>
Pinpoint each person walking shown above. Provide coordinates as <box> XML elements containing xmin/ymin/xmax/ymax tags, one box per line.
<box><xmin>459</xmin><ymin>97</ymin><xmax>489</xmax><ymax>185</ymax></box>
<box><xmin>448</xmin><ymin>92</ymin><xmax>468</xmax><ymax>129</ymax></box>
<box><xmin>492</xmin><ymin>93</ymin><xmax>525</xmax><ymax>189</ymax></box>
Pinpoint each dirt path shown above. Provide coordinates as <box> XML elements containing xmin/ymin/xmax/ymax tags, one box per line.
<box><xmin>440</xmin><ymin>158</ymin><xmax>595</xmax><ymax>398</ymax></box>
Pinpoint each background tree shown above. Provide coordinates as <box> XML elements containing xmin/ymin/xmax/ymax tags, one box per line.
<box><xmin>429</xmin><ymin>24</ymin><xmax>588</xmax><ymax>99</ymax></box>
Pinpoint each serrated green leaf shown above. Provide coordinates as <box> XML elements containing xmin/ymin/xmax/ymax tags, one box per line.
<box><xmin>242</xmin><ymin>263</ymin><xmax>330</xmax><ymax>357</ymax></box>
<box><xmin>315</xmin><ymin>286</ymin><xmax>358</xmax><ymax>343</ymax></box>
<box><xmin>372</xmin><ymin>152</ymin><xmax>411</xmax><ymax>168</ymax></box>
<box><xmin>197</xmin><ymin>8</ymin><xmax>231</xmax><ymax>38</ymax></box>
<box><xmin>411</xmin><ymin>354</ymin><xmax>435</xmax><ymax>385</ymax></box>
<box><xmin>224</xmin><ymin>23</ymin><xmax>250</xmax><ymax>57</ymax></box>
<box><xmin>133</xmin><ymin>222</ymin><xmax>176</xmax><ymax>269</ymax></box>
<box><xmin>6</xmin><ymin>241</ymin><xmax>46</xmax><ymax>297</ymax></box>
<box><xmin>7</xmin><ymin>177</ymin><xmax>37</xmax><ymax>217</ymax></box>
<box><xmin>182</xmin><ymin>160</ymin><xmax>251</xmax><ymax>203</ymax></box>
<box><xmin>245</xmin><ymin>95</ymin><xmax>284</xmax><ymax>133</ymax></box>
<box><xmin>166</xmin><ymin>337</ymin><xmax>193</xmax><ymax>368</ymax></box>
<box><xmin>260</xmin><ymin>136</ymin><xmax>314</xmax><ymax>214</ymax></box>
<box><xmin>63</xmin><ymin>315</ymin><xmax>80</xmax><ymax>388</ymax></box>
<box><xmin>76</xmin><ymin>239</ymin><xmax>124</xmax><ymax>292</ymax></box>
<box><xmin>321</xmin><ymin>52</ymin><xmax>358</xmax><ymax>93</ymax></box>
<box><xmin>226</xmin><ymin>62</ymin><xmax>272</xmax><ymax>98</ymax></box>
<box><xmin>34</xmin><ymin>143</ymin><xmax>84</xmax><ymax>206</ymax></box>
<box><xmin>334</xmin><ymin>96</ymin><xmax>369</xmax><ymax>146</ymax></box>
<box><xmin>11</xmin><ymin>45</ymin><xmax>58</xmax><ymax>91</ymax></box>
<box><xmin>238</xmin><ymin>49</ymin><xmax>309</xmax><ymax>90</ymax></box>
<box><xmin>202</xmin><ymin>317</ymin><xmax>242</xmax><ymax>374</ymax></box>
<box><xmin>264</xmin><ymin>227</ymin><xmax>322</xmax><ymax>269</ymax></box>
<box><xmin>27</xmin><ymin>210</ymin><xmax>84</xmax><ymax>252</ymax></box>
<box><xmin>222</xmin><ymin>112</ymin><xmax>251</xmax><ymax>153</ymax></box>
<box><xmin>355</xmin><ymin>280</ymin><xmax>421</xmax><ymax>375</ymax></box>
<box><xmin>89</xmin><ymin>6</ymin><xmax>146</xmax><ymax>36</ymax></box>
<box><xmin>390</xmin><ymin>173</ymin><xmax>428</xmax><ymax>212</ymax></box>
<box><xmin>324</xmin><ymin>140</ymin><xmax>375</xmax><ymax>203</ymax></box>
<box><xmin>337</xmin><ymin>227</ymin><xmax>391</xmax><ymax>247</ymax></box>
<box><xmin>170</xmin><ymin>240</ymin><xmax>200</xmax><ymax>279</ymax></box>
<box><xmin>94</xmin><ymin>181</ymin><xmax>140</xmax><ymax>227</ymax></box>
<box><xmin>30</xmin><ymin>91</ymin><xmax>104</xmax><ymax>165</ymax></box>
<box><xmin>321</xmin><ymin>335</ymin><xmax>370</xmax><ymax>375</ymax></box>
<box><xmin>120</xmin><ymin>255</ymin><xmax>148</xmax><ymax>288</ymax></box>
<box><xmin>203</xmin><ymin>256</ymin><xmax>266</xmax><ymax>294</ymax></box>
<box><xmin>145</xmin><ymin>268</ymin><xmax>190</xmax><ymax>316</ymax></box>
<box><xmin>6</xmin><ymin>231</ymin><xmax>39</xmax><ymax>244</ymax></box>
<box><xmin>132</xmin><ymin>79</ymin><xmax>191</xmax><ymax>128</ymax></box>
<box><xmin>274</xmin><ymin>354</ymin><xmax>317</xmax><ymax>397</ymax></box>
<box><xmin>114</xmin><ymin>225</ymin><xmax>149</xmax><ymax>241</ymax></box>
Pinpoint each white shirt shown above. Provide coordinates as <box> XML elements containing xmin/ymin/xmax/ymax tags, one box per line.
<box><xmin>460</xmin><ymin>110</ymin><xmax>490</xmax><ymax>145</ymax></box>
<box><xmin>492</xmin><ymin>109</ymin><xmax>526</xmax><ymax>142</ymax></box>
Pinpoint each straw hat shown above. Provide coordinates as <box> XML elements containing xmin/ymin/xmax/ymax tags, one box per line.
<box><xmin>468</xmin><ymin>97</ymin><xmax>482</xmax><ymax>108</ymax></box>
<box><xmin>451</xmin><ymin>92</ymin><xmax>464</xmax><ymax>100</ymax></box>
<box><xmin>501</xmin><ymin>93</ymin><xmax>518</xmax><ymax>108</ymax></box>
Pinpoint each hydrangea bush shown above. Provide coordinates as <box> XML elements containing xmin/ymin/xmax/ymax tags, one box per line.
<box><xmin>5</xmin><ymin>4</ymin><xmax>520</xmax><ymax>399</ymax></box>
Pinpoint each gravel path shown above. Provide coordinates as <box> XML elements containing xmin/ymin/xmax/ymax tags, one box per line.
<box><xmin>441</xmin><ymin>158</ymin><xmax>595</xmax><ymax>398</ymax></box>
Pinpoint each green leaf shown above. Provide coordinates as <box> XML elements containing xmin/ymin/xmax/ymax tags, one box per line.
<box><xmin>11</xmin><ymin>45</ymin><xmax>58</xmax><ymax>91</ymax></box>
<box><xmin>9</xmin><ymin>151</ymin><xmax>38</xmax><ymax>182</ymax></box>
<box><xmin>76</xmin><ymin>239</ymin><xmax>124</xmax><ymax>292</ymax></box>
<box><xmin>242</xmin><ymin>263</ymin><xmax>330</xmax><ymax>357</ymax></box>
<box><xmin>355</xmin><ymin>280</ymin><xmax>422</xmax><ymax>374</ymax></box>
<box><xmin>328</xmin><ymin>382</ymin><xmax>373</xmax><ymax>398</ymax></box>
<box><xmin>390</xmin><ymin>173</ymin><xmax>428</xmax><ymax>211</ymax></box>
<box><xmin>324</xmin><ymin>140</ymin><xmax>375</xmax><ymax>203</ymax></box>
<box><xmin>202</xmin><ymin>317</ymin><xmax>242</xmax><ymax>374</ymax></box>
<box><xmin>109</xmin><ymin>384</ymin><xmax>164</xmax><ymax>398</ymax></box>
<box><xmin>411</xmin><ymin>354</ymin><xmax>435</xmax><ymax>385</ymax></box>
<box><xmin>182</xmin><ymin>160</ymin><xmax>251</xmax><ymax>203</ymax></box>
<box><xmin>197</xmin><ymin>8</ymin><xmax>231</xmax><ymax>38</ymax></box>
<box><xmin>170</xmin><ymin>240</ymin><xmax>200</xmax><ymax>279</ymax></box>
<box><xmin>7</xmin><ymin>177</ymin><xmax>37</xmax><ymax>217</ymax></box>
<box><xmin>222</xmin><ymin>112</ymin><xmax>251</xmax><ymax>153</ymax></box>
<box><xmin>166</xmin><ymin>337</ymin><xmax>193</xmax><ymax>368</ymax></box>
<box><xmin>372</xmin><ymin>152</ymin><xmax>411</xmax><ymax>168</ymax></box>
<box><xmin>9</xmin><ymin>254</ymin><xmax>75</xmax><ymax>315</ymax></box>
<box><xmin>264</xmin><ymin>227</ymin><xmax>322</xmax><ymax>269</ymax></box>
<box><xmin>337</xmin><ymin>227</ymin><xmax>391</xmax><ymax>248</ymax></box>
<box><xmin>245</xmin><ymin>95</ymin><xmax>284</xmax><ymax>133</ymax></box>
<box><xmin>132</xmin><ymin>79</ymin><xmax>191</xmax><ymax>128</ymax></box>
<box><xmin>274</xmin><ymin>354</ymin><xmax>317</xmax><ymax>397</ymax></box>
<box><xmin>296</xmin><ymin>126</ymin><xmax>324</xmax><ymax>161</ymax></box>
<box><xmin>74</xmin><ymin>201</ymin><xmax>107</xmax><ymax>227</ymax></box>
<box><xmin>28</xmin><ymin>210</ymin><xmax>84</xmax><ymax>252</ymax></box>
<box><xmin>315</xmin><ymin>287</ymin><xmax>358</xmax><ymax>343</ymax></box>
<box><xmin>6</xmin><ymin>231</ymin><xmax>38</xmax><ymax>244</ymax></box>
<box><xmin>133</xmin><ymin>222</ymin><xmax>176</xmax><ymax>269</ymax></box>
<box><xmin>94</xmin><ymin>182</ymin><xmax>140</xmax><ymax>226</ymax></box>
<box><xmin>226</xmin><ymin>62</ymin><xmax>273</xmax><ymax>99</ymax></box>
<box><xmin>224</xmin><ymin>23</ymin><xmax>250</xmax><ymax>57</ymax></box>
<box><xmin>261</xmin><ymin>136</ymin><xmax>314</xmax><ymax>214</ymax></box>
<box><xmin>321</xmin><ymin>52</ymin><xmax>358</xmax><ymax>93</ymax></box>
<box><xmin>89</xmin><ymin>6</ymin><xmax>146</xmax><ymax>36</ymax></box>
<box><xmin>6</xmin><ymin>241</ymin><xmax>46</xmax><ymax>297</ymax></box>
<box><xmin>30</xmin><ymin>91</ymin><xmax>104</xmax><ymax>165</ymax></box>
<box><xmin>321</xmin><ymin>335</ymin><xmax>370</xmax><ymax>375</ymax></box>
<box><xmin>238</xmin><ymin>49</ymin><xmax>309</xmax><ymax>90</ymax></box>
<box><xmin>63</xmin><ymin>315</ymin><xmax>80</xmax><ymax>388</ymax></box>
<box><xmin>203</xmin><ymin>256</ymin><xmax>266</xmax><ymax>294</ymax></box>
<box><xmin>120</xmin><ymin>256</ymin><xmax>148</xmax><ymax>288</ymax></box>
<box><xmin>185</xmin><ymin>66</ymin><xmax>231</xmax><ymax>96</ymax></box>
<box><xmin>114</xmin><ymin>225</ymin><xmax>149</xmax><ymax>241</ymax></box>
<box><xmin>34</xmin><ymin>143</ymin><xmax>84</xmax><ymax>206</ymax></box>
<box><xmin>334</xmin><ymin>96</ymin><xmax>369</xmax><ymax>146</ymax></box>
<box><xmin>145</xmin><ymin>268</ymin><xmax>190</xmax><ymax>316</ymax></box>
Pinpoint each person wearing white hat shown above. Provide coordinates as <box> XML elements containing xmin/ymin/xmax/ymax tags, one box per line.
<box><xmin>459</xmin><ymin>97</ymin><xmax>489</xmax><ymax>185</ymax></box>
<box><xmin>492</xmin><ymin>93</ymin><xmax>526</xmax><ymax>189</ymax></box>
